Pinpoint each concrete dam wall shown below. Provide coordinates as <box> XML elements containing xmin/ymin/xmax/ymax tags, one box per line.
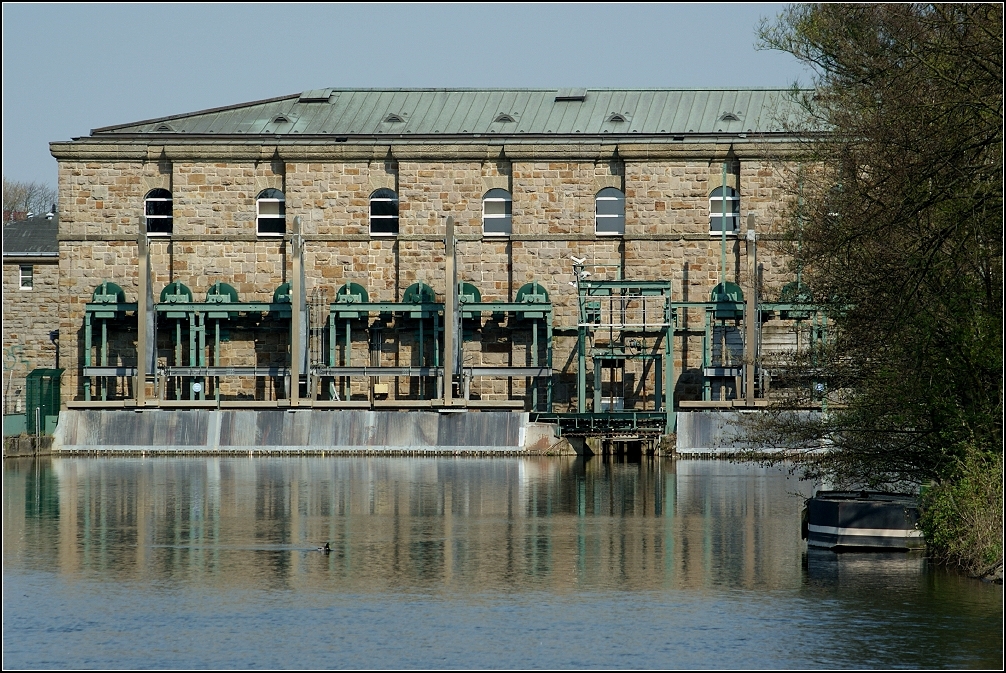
<box><xmin>54</xmin><ymin>410</ymin><xmax>552</xmax><ymax>454</ymax></box>
<box><xmin>675</xmin><ymin>410</ymin><xmax>821</xmax><ymax>454</ymax></box>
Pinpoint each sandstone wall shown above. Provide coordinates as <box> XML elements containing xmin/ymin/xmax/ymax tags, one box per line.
<box><xmin>2</xmin><ymin>261</ymin><xmax>59</xmax><ymax>414</ymax></box>
<box><xmin>55</xmin><ymin>152</ymin><xmax>799</xmax><ymax>408</ymax></box>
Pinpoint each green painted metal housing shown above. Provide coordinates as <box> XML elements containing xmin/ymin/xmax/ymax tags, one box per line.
<box><xmin>91</xmin><ymin>281</ymin><xmax>127</xmax><ymax>318</ymax></box>
<box><xmin>778</xmin><ymin>281</ymin><xmax>814</xmax><ymax>320</ymax></box>
<box><xmin>403</xmin><ymin>282</ymin><xmax>437</xmax><ymax>319</ymax></box>
<box><xmin>159</xmin><ymin>281</ymin><xmax>193</xmax><ymax>303</ymax></box>
<box><xmin>334</xmin><ymin>282</ymin><xmax>369</xmax><ymax>319</ymax></box>
<box><xmin>160</xmin><ymin>281</ymin><xmax>193</xmax><ymax>318</ymax></box>
<box><xmin>403</xmin><ymin>282</ymin><xmax>435</xmax><ymax>304</ymax></box>
<box><xmin>206</xmin><ymin>281</ymin><xmax>240</xmax><ymax>319</ymax></box>
<box><xmin>25</xmin><ymin>368</ymin><xmax>62</xmax><ymax>435</ymax></box>
<box><xmin>273</xmin><ymin>282</ymin><xmax>292</xmax><ymax>304</ymax></box>
<box><xmin>711</xmin><ymin>281</ymin><xmax>745</xmax><ymax>319</ymax></box>
<box><xmin>459</xmin><ymin>282</ymin><xmax>481</xmax><ymax>320</ymax></box>
<box><xmin>516</xmin><ymin>281</ymin><xmax>549</xmax><ymax>319</ymax></box>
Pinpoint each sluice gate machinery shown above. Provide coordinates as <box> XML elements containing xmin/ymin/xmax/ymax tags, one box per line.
<box><xmin>80</xmin><ymin>276</ymin><xmax>554</xmax><ymax>410</ymax></box>
<box><xmin>532</xmin><ymin>263</ymin><xmax>676</xmax><ymax>437</ymax></box>
<box><xmin>75</xmin><ymin>216</ymin><xmax>830</xmax><ymax>440</ymax></box>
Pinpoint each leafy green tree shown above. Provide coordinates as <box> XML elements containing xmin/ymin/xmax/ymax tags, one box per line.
<box><xmin>753</xmin><ymin>4</ymin><xmax>1002</xmax><ymax>576</ymax></box>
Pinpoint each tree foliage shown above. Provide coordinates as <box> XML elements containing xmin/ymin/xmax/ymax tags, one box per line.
<box><xmin>3</xmin><ymin>176</ymin><xmax>57</xmax><ymax>221</ymax></box>
<box><xmin>751</xmin><ymin>4</ymin><xmax>1003</xmax><ymax>489</ymax></box>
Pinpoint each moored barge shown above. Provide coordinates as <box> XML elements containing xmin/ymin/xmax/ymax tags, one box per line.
<box><xmin>802</xmin><ymin>491</ymin><xmax>924</xmax><ymax>551</ymax></box>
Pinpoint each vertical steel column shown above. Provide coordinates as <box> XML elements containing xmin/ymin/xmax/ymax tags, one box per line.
<box><xmin>821</xmin><ymin>313</ymin><xmax>829</xmax><ymax>413</ymax></box>
<box><xmin>745</xmin><ymin>221</ymin><xmax>757</xmax><ymax>405</ymax></box>
<box><xmin>655</xmin><ymin>355</ymin><xmax>662</xmax><ymax>410</ymax></box>
<box><xmin>593</xmin><ymin>358</ymin><xmax>602</xmax><ymax>412</ymax></box>
<box><xmin>188</xmin><ymin>311</ymin><xmax>197</xmax><ymax>400</ymax></box>
<box><xmin>720</xmin><ymin>161</ymin><xmax>728</xmax><ymax>287</ymax></box>
<box><xmin>101</xmin><ymin>320</ymin><xmax>108</xmax><ymax>401</ymax></box>
<box><xmin>577</xmin><ymin>324</ymin><xmax>586</xmax><ymax>414</ymax></box>
<box><xmin>434</xmin><ymin>312</ymin><xmax>441</xmax><ymax>400</ymax></box>
<box><xmin>443</xmin><ymin>215</ymin><xmax>456</xmax><ymax>407</ymax></box>
<box><xmin>702</xmin><ymin>308</ymin><xmax>712</xmax><ymax>401</ymax></box>
<box><xmin>290</xmin><ymin>216</ymin><xmax>304</xmax><ymax>407</ymax></box>
<box><xmin>175</xmin><ymin>320</ymin><xmax>182</xmax><ymax>400</ymax></box>
<box><xmin>344</xmin><ymin>318</ymin><xmax>351</xmax><ymax>400</ymax></box>
<box><xmin>136</xmin><ymin>231</ymin><xmax>148</xmax><ymax>406</ymax></box>
<box><xmin>577</xmin><ymin>274</ymin><xmax>587</xmax><ymax>414</ymax></box>
<box><xmin>665</xmin><ymin>285</ymin><xmax>675</xmax><ymax>433</ymax></box>
<box><xmin>369</xmin><ymin>324</ymin><xmax>380</xmax><ymax>403</ymax></box>
<box><xmin>531</xmin><ymin>319</ymin><xmax>538</xmax><ymax>411</ymax></box>
<box><xmin>328</xmin><ymin>312</ymin><xmax>336</xmax><ymax>400</ymax></box>
<box><xmin>214</xmin><ymin>320</ymin><xmax>220</xmax><ymax>404</ymax></box>
<box><xmin>546</xmin><ymin>311</ymin><xmax>553</xmax><ymax>410</ymax></box>
<box><xmin>84</xmin><ymin>313</ymin><xmax>92</xmax><ymax>401</ymax></box>
<box><xmin>197</xmin><ymin>312</ymin><xmax>206</xmax><ymax>401</ymax></box>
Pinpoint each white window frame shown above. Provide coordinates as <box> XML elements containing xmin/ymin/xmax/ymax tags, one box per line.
<box><xmin>709</xmin><ymin>186</ymin><xmax>740</xmax><ymax>236</ymax></box>
<box><xmin>19</xmin><ymin>265</ymin><xmax>33</xmax><ymax>290</ymax></box>
<box><xmin>369</xmin><ymin>189</ymin><xmax>399</xmax><ymax>237</ymax></box>
<box><xmin>482</xmin><ymin>189</ymin><xmax>512</xmax><ymax>237</ymax></box>
<box><xmin>256</xmin><ymin>189</ymin><xmax>286</xmax><ymax>237</ymax></box>
<box><xmin>595</xmin><ymin>188</ymin><xmax>625</xmax><ymax>236</ymax></box>
<box><xmin>144</xmin><ymin>189</ymin><xmax>173</xmax><ymax>237</ymax></box>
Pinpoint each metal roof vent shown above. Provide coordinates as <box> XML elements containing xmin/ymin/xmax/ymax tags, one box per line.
<box><xmin>493</xmin><ymin>113</ymin><xmax>516</xmax><ymax>123</ymax></box>
<box><xmin>719</xmin><ymin>112</ymin><xmax>741</xmax><ymax>122</ymax></box>
<box><xmin>272</xmin><ymin>114</ymin><xmax>292</xmax><ymax>124</ymax></box>
<box><xmin>607</xmin><ymin>113</ymin><xmax>627</xmax><ymax>123</ymax></box>
<box><xmin>555</xmin><ymin>88</ymin><xmax>587</xmax><ymax>102</ymax></box>
<box><xmin>155</xmin><ymin>124</ymin><xmax>175</xmax><ymax>132</ymax></box>
<box><xmin>299</xmin><ymin>88</ymin><xmax>334</xmax><ymax>103</ymax></box>
<box><xmin>384</xmin><ymin>113</ymin><xmax>405</xmax><ymax>123</ymax></box>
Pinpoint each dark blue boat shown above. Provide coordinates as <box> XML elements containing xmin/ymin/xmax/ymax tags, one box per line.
<box><xmin>802</xmin><ymin>491</ymin><xmax>924</xmax><ymax>550</ymax></box>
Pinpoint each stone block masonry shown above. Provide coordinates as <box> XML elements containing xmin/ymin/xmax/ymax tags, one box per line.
<box><xmin>3</xmin><ymin>260</ymin><xmax>58</xmax><ymax>413</ymax></box>
<box><xmin>52</xmin><ymin>146</ymin><xmax>804</xmax><ymax>409</ymax></box>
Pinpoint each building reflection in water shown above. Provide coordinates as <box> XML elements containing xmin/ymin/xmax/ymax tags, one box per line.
<box><xmin>4</xmin><ymin>456</ymin><xmax>813</xmax><ymax>594</ymax></box>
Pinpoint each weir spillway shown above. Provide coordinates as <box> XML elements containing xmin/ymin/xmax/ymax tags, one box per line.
<box><xmin>53</xmin><ymin>409</ymin><xmax>558</xmax><ymax>455</ymax></box>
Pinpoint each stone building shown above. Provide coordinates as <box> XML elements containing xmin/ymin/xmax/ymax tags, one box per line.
<box><xmin>47</xmin><ymin>88</ymin><xmax>812</xmax><ymax>421</ymax></box>
<box><xmin>2</xmin><ymin>213</ymin><xmax>60</xmax><ymax>415</ymax></box>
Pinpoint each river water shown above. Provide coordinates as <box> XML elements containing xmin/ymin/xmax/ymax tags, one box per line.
<box><xmin>3</xmin><ymin>456</ymin><xmax>1002</xmax><ymax>669</ymax></box>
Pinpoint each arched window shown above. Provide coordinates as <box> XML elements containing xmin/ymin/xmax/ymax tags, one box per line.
<box><xmin>595</xmin><ymin>187</ymin><xmax>625</xmax><ymax>236</ymax></box>
<box><xmin>709</xmin><ymin>186</ymin><xmax>739</xmax><ymax>235</ymax></box>
<box><xmin>482</xmin><ymin>188</ymin><xmax>512</xmax><ymax>236</ymax></box>
<box><xmin>257</xmin><ymin>188</ymin><xmax>286</xmax><ymax>236</ymax></box>
<box><xmin>144</xmin><ymin>188</ymin><xmax>173</xmax><ymax>236</ymax></box>
<box><xmin>370</xmin><ymin>188</ymin><xmax>399</xmax><ymax>236</ymax></box>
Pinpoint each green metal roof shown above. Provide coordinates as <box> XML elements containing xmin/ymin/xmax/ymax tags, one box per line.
<box><xmin>91</xmin><ymin>88</ymin><xmax>812</xmax><ymax>138</ymax></box>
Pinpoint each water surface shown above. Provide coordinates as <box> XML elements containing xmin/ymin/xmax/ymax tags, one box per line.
<box><xmin>3</xmin><ymin>456</ymin><xmax>1001</xmax><ymax>668</ymax></box>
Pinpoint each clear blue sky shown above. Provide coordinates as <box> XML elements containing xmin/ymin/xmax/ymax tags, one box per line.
<box><xmin>2</xmin><ymin>3</ymin><xmax>809</xmax><ymax>188</ymax></box>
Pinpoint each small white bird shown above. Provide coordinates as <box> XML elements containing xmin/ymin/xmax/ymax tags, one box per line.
<box><xmin>570</xmin><ymin>256</ymin><xmax>586</xmax><ymax>265</ymax></box>
<box><xmin>579</xmin><ymin>271</ymin><xmax>592</xmax><ymax>279</ymax></box>
<box><xmin>568</xmin><ymin>281</ymin><xmax>577</xmax><ymax>287</ymax></box>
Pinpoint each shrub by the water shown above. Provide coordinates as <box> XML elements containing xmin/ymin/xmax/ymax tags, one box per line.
<box><xmin>921</xmin><ymin>449</ymin><xmax>1004</xmax><ymax>582</ymax></box>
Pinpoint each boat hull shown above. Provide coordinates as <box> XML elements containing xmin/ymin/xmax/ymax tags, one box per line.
<box><xmin>804</xmin><ymin>491</ymin><xmax>924</xmax><ymax>551</ymax></box>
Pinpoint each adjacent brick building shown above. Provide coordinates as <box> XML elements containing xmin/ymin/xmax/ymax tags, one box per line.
<box><xmin>3</xmin><ymin>213</ymin><xmax>60</xmax><ymax>414</ymax></box>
